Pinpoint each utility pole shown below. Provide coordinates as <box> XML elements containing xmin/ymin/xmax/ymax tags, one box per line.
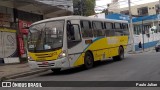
<box><xmin>142</xmin><ymin>19</ymin><xmax>144</xmax><ymax>51</ymax></box>
<box><xmin>158</xmin><ymin>0</ymin><xmax>160</xmax><ymax>32</ymax></box>
<box><xmin>159</xmin><ymin>0</ymin><xmax>160</xmax><ymax>13</ymax></box>
<box><xmin>128</xmin><ymin>0</ymin><xmax>135</xmax><ymax>52</ymax></box>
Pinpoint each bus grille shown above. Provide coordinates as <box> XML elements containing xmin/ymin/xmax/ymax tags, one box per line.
<box><xmin>35</xmin><ymin>54</ymin><xmax>53</xmax><ymax>58</ymax></box>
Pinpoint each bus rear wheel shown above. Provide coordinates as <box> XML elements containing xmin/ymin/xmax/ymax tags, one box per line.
<box><xmin>51</xmin><ymin>68</ymin><xmax>61</xmax><ymax>73</ymax></box>
<box><xmin>113</xmin><ymin>47</ymin><xmax>124</xmax><ymax>61</ymax></box>
<box><xmin>84</xmin><ymin>52</ymin><xmax>94</xmax><ymax>69</ymax></box>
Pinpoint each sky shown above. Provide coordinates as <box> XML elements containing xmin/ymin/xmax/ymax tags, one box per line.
<box><xmin>95</xmin><ymin>0</ymin><xmax>159</xmax><ymax>13</ymax></box>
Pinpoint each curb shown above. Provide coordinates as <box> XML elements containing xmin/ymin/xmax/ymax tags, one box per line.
<box><xmin>127</xmin><ymin>48</ymin><xmax>155</xmax><ymax>54</ymax></box>
<box><xmin>0</xmin><ymin>69</ymin><xmax>48</xmax><ymax>81</ymax></box>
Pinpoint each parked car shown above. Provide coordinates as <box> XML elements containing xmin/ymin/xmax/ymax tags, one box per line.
<box><xmin>155</xmin><ymin>41</ymin><xmax>160</xmax><ymax>52</ymax></box>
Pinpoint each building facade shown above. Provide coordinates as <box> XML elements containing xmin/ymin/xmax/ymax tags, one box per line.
<box><xmin>107</xmin><ymin>1</ymin><xmax>160</xmax><ymax>16</ymax></box>
<box><xmin>104</xmin><ymin>13</ymin><xmax>160</xmax><ymax>51</ymax></box>
<box><xmin>108</xmin><ymin>0</ymin><xmax>120</xmax><ymax>14</ymax></box>
<box><xmin>0</xmin><ymin>0</ymin><xmax>73</xmax><ymax>64</ymax></box>
<box><xmin>105</xmin><ymin>1</ymin><xmax>160</xmax><ymax>51</ymax></box>
<box><xmin>120</xmin><ymin>1</ymin><xmax>160</xmax><ymax>16</ymax></box>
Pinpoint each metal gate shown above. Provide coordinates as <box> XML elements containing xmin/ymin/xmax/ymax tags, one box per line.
<box><xmin>0</xmin><ymin>31</ymin><xmax>17</xmax><ymax>64</ymax></box>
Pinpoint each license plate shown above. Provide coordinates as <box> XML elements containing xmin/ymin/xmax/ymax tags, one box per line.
<box><xmin>42</xmin><ymin>61</ymin><xmax>49</xmax><ymax>65</ymax></box>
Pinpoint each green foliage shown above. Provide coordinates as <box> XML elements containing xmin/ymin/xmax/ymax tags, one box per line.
<box><xmin>73</xmin><ymin>0</ymin><xmax>95</xmax><ymax>16</ymax></box>
<box><xmin>83</xmin><ymin>0</ymin><xmax>95</xmax><ymax>16</ymax></box>
<box><xmin>102</xmin><ymin>9</ymin><xmax>108</xmax><ymax>14</ymax></box>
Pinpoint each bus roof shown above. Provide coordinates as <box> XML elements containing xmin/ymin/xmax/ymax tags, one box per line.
<box><xmin>31</xmin><ymin>15</ymin><xmax>128</xmax><ymax>26</ymax></box>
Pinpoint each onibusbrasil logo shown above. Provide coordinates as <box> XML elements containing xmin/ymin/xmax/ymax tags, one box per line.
<box><xmin>1</xmin><ymin>82</ymin><xmax>42</xmax><ymax>87</ymax></box>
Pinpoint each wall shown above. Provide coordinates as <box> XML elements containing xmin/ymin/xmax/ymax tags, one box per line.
<box><xmin>134</xmin><ymin>31</ymin><xmax>160</xmax><ymax>51</ymax></box>
<box><xmin>120</xmin><ymin>1</ymin><xmax>158</xmax><ymax>15</ymax></box>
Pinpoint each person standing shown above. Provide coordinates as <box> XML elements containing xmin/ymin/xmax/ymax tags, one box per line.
<box><xmin>138</xmin><ymin>41</ymin><xmax>142</xmax><ymax>52</ymax></box>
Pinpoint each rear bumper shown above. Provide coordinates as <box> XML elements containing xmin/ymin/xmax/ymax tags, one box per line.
<box><xmin>28</xmin><ymin>57</ymin><xmax>70</xmax><ymax>69</ymax></box>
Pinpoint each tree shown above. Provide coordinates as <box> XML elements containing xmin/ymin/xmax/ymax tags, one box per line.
<box><xmin>101</xmin><ymin>9</ymin><xmax>108</xmax><ymax>14</ymax></box>
<box><xmin>73</xmin><ymin>0</ymin><xmax>95</xmax><ymax>16</ymax></box>
<box><xmin>73</xmin><ymin>0</ymin><xmax>81</xmax><ymax>15</ymax></box>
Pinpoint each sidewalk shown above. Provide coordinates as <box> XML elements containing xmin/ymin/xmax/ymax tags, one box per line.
<box><xmin>127</xmin><ymin>47</ymin><xmax>155</xmax><ymax>54</ymax></box>
<box><xmin>0</xmin><ymin>63</ymin><xmax>48</xmax><ymax>81</ymax></box>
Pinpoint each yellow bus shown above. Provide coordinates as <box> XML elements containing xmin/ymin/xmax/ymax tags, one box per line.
<box><xmin>27</xmin><ymin>16</ymin><xmax>129</xmax><ymax>72</ymax></box>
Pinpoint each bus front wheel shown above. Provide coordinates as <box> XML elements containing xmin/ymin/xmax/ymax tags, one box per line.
<box><xmin>113</xmin><ymin>47</ymin><xmax>124</xmax><ymax>61</ymax></box>
<box><xmin>84</xmin><ymin>52</ymin><xmax>94</xmax><ymax>69</ymax></box>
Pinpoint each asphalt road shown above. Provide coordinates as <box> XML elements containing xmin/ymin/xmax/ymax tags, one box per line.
<box><xmin>1</xmin><ymin>51</ymin><xmax>160</xmax><ymax>90</ymax></box>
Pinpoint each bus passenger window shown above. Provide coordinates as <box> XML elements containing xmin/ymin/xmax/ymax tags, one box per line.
<box><xmin>92</xmin><ymin>21</ymin><xmax>105</xmax><ymax>37</ymax></box>
<box><xmin>115</xmin><ymin>23</ymin><xmax>123</xmax><ymax>36</ymax></box>
<box><xmin>105</xmin><ymin>22</ymin><xmax>115</xmax><ymax>37</ymax></box>
<box><xmin>80</xmin><ymin>20</ymin><xmax>93</xmax><ymax>38</ymax></box>
<box><xmin>122</xmin><ymin>23</ymin><xmax>129</xmax><ymax>35</ymax></box>
<box><xmin>72</xmin><ymin>25</ymin><xmax>81</xmax><ymax>41</ymax></box>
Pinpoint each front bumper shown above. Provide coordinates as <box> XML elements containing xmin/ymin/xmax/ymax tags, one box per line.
<box><xmin>28</xmin><ymin>57</ymin><xmax>70</xmax><ymax>69</ymax></box>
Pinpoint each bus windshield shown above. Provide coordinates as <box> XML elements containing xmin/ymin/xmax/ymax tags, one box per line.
<box><xmin>28</xmin><ymin>20</ymin><xmax>64</xmax><ymax>52</ymax></box>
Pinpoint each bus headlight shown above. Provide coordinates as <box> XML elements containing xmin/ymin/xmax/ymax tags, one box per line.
<box><xmin>58</xmin><ymin>50</ymin><xmax>67</xmax><ymax>59</ymax></box>
<box><xmin>28</xmin><ymin>56</ymin><xmax>33</xmax><ymax>61</ymax></box>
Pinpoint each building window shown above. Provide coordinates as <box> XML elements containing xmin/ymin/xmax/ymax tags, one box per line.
<box><xmin>133</xmin><ymin>25</ymin><xmax>141</xmax><ymax>35</ymax></box>
<box><xmin>120</xmin><ymin>10</ymin><xmax>129</xmax><ymax>15</ymax></box>
<box><xmin>155</xmin><ymin>4</ymin><xmax>160</xmax><ymax>14</ymax></box>
<box><xmin>0</xmin><ymin>6</ymin><xmax>14</xmax><ymax>28</ymax></box>
<box><xmin>17</xmin><ymin>10</ymin><xmax>43</xmax><ymax>22</ymax></box>
<box><xmin>137</xmin><ymin>7</ymin><xmax>148</xmax><ymax>16</ymax></box>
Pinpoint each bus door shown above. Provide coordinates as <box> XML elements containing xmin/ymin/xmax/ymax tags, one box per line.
<box><xmin>67</xmin><ymin>20</ymin><xmax>83</xmax><ymax>66</ymax></box>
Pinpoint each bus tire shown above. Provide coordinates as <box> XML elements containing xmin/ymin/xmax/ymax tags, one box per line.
<box><xmin>113</xmin><ymin>46</ymin><xmax>124</xmax><ymax>61</ymax></box>
<box><xmin>84</xmin><ymin>51</ymin><xmax>94</xmax><ymax>69</ymax></box>
<box><xmin>51</xmin><ymin>68</ymin><xmax>61</xmax><ymax>73</ymax></box>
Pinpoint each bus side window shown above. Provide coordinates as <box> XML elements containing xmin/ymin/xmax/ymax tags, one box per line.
<box><xmin>115</xmin><ymin>22</ymin><xmax>123</xmax><ymax>36</ymax></box>
<box><xmin>67</xmin><ymin>23</ymin><xmax>81</xmax><ymax>48</ymax></box>
<box><xmin>122</xmin><ymin>23</ymin><xmax>129</xmax><ymax>35</ymax></box>
<box><xmin>72</xmin><ymin>25</ymin><xmax>81</xmax><ymax>41</ymax></box>
<box><xmin>105</xmin><ymin>22</ymin><xmax>112</xmax><ymax>37</ymax></box>
<box><xmin>80</xmin><ymin>20</ymin><xmax>93</xmax><ymax>38</ymax></box>
<box><xmin>92</xmin><ymin>21</ymin><xmax>105</xmax><ymax>37</ymax></box>
<box><xmin>105</xmin><ymin>22</ymin><xmax>115</xmax><ymax>37</ymax></box>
